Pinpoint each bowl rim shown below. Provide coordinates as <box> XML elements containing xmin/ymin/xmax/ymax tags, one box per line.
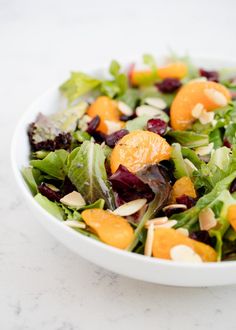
<box><xmin>11</xmin><ymin>55</ymin><xmax>236</xmax><ymax>270</ymax></box>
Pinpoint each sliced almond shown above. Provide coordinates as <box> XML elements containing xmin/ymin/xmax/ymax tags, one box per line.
<box><xmin>104</xmin><ymin>120</ymin><xmax>123</xmax><ymax>135</ymax></box>
<box><xmin>136</xmin><ymin>105</ymin><xmax>165</xmax><ymax>117</ymax></box>
<box><xmin>144</xmin><ymin>97</ymin><xmax>167</xmax><ymax>110</ymax></box>
<box><xmin>144</xmin><ymin>216</ymin><xmax>168</xmax><ymax>228</ymax></box>
<box><xmin>144</xmin><ymin>222</ymin><xmax>154</xmax><ymax>257</ymax></box>
<box><xmin>184</xmin><ymin>158</ymin><xmax>198</xmax><ymax>175</ymax></box>
<box><xmin>195</xmin><ymin>143</ymin><xmax>214</xmax><ymax>156</ymax></box>
<box><xmin>199</xmin><ymin>208</ymin><xmax>217</xmax><ymax>230</ymax></box>
<box><xmin>112</xmin><ymin>199</ymin><xmax>147</xmax><ymax>217</ymax></box>
<box><xmin>204</xmin><ymin>88</ymin><xmax>228</xmax><ymax>107</ymax></box>
<box><xmin>117</xmin><ymin>101</ymin><xmax>133</xmax><ymax>116</ymax></box>
<box><xmin>163</xmin><ymin>204</ymin><xmax>187</xmax><ymax>212</ymax></box>
<box><xmin>176</xmin><ymin>228</ymin><xmax>189</xmax><ymax>236</ymax></box>
<box><xmin>64</xmin><ymin>220</ymin><xmax>86</xmax><ymax>229</ymax></box>
<box><xmin>60</xmin><ymin>191</ymin><xmax>86</xmax><ymax>209</ymax></box>
<box><xmin>192</xmin><ymin>103</ymin><xmax>205</xmax><ymax>118</ymax></box>
<box><xmin>199</xmin><ymin>110</ymin><xmax>214</xmax><ymax>125</ymax></box>
<box><xmin>189</xmin><ymin>77</ymin><xmax>207</xmax><ymax>83</ymax></box>
<box><xmin>170</xmin><ymin>245</ymin><xmax>203</xmax><ymax>263</ymax></box>
<box><xmin>45</xmin><ymin>183</ymin><xmax>60</xmax><ymax>192</ymax></box>
<box><xmin>78</xmin><ymin>115</ymin><xmax>92</xmax><ymax>131</ymax></box>
<box><xmin>155</xmin><ymin>220</ymin><xmax>177</xmax><ymax>228</ymax></box>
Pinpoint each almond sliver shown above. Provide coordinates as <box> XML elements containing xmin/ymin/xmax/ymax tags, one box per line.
<box><xmin>170</xmin><ymin>245</ymin><xmax>203</xmax><ymax>263</ymax></box>
<box><xmin>192</xmin><ymin>103</ymin><xmax>205</xmax><ymax>118</ymax></box>
<box><xmin>136</xmin><ymin>105</ymin><xmax>164</xmax><ymax>117</ymax></box>
<box><xmin>65</xmin><ymin>220</ymin><xmax>86</xmax><ymax>229</ymax></box>
<box><xmin>199</xmin><ymin>208</ymin><xmax>217</xmax><ymax>230</ymax></box>
<box><xmin>104</xmin><ymin>120</ymin><xmax>123</xmax><ymax>135</ymax></box>
<box><xmin>144</xmin><ymin>97</ymin><xmax>167</xmax><ymax>110</ymax></box>
<box><xmin>60</xmin><ymin>191</ymin><xmax>86</xmax><ymax>209</ymax></box>
<box><xmin>144</xmin><ymin>222</ymin><xmax>154</xmax><ymax>257</ymax></box>
<box><xmin>145</xmin><ymin>217</ymin><xmax>168</xmax><ymax>228</ymax></box>
<box><xmin>155</xmin><ymin>220</ymin><xmax>177</xmax><ymax>229</ymax></box>
<box><xmin>204</xmin><ymin>88</ymin><xmax>228</xmax><ymax>107</ymax></box>
<box><xmin>112</xmin><ymin>199</ymin><xmax>147</xmax><ymax>217</ymax></box>
<box><xmin>117</xmin><ymin>101</ymin><xmax>133</xmax><ymax>116</ymax></box>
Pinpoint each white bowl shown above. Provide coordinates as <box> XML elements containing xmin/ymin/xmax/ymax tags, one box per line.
<box><xmin>11</xmin><ymin>58</ymin><xmax>236</xmax><ymax>287</ymax></box>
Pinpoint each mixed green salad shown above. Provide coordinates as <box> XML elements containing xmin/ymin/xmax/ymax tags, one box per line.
<box><xmin>22</xmin><ymin>54</ymin><xmax>236</xmax><ymax>263</ymax></box>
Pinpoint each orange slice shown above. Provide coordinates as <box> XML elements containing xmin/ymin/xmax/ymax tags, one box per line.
<box><xmin>172</xmin><ymin>176</ymin><xmax>197</xmax><ymax>201</ymax></box>
<box><xmin>170</xmin><ymin>81</ymin><xmax>231</xmax><ymax>131</ymax></box>
<box><xmin>110</xmin><ymin>130</ymin><xmax>171</xmax><ymax>173</ymax></box>
<box><xmin>152</xmin><ymin>228</ymin><xmax>217</xmax><ymax>262</ymax></box>
<box><xmin>87</xmin><ymin>96</ymin><xmax>123</xmax><ymax>134</ymax></box>
<box><xmin>158</xmin><ymin>62</ymin><xmax>188</xmax><ymax>79</ymax></box>
<box><xmin>81</xmin><ymin>209</ymin><xmax>134</xmax><ymax>249</ymax></box>
<box><xmin>130</xmin><ymin>62</ymin><xmax>188</xmax><ymax>86</ymax></box>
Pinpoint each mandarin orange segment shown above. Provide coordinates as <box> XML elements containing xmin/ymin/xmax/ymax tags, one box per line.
<box><xmin>130</xmin><ymin>62</ymin><xmax>188</xmax><ymax>86</ymax></box>
<box><xmin>172</xmin><ymin>176</ymin><xmax>197</xmax><ymax>200</ymax></box>
<box><xmin>227</xmin><ymin>205</ymin><xmax>236</xmax><ymax>231</ymax></box>
<box><xmin>87</xmin><ymin>96</ymin><xmax>121</xmax><ymax>134</ymax></box>
<box><xmin>157</xmin><ymin>62</ymin><xmax>188</xmax><ymax>79</ymax></box>
<box><xmin>110</xmin><ymin>130</ymin><xmax>171</xmax><ymax>173</ymax></box>
<box><xmin>170</xmin><ymin>81</ymin><xmax>231</xmax><ymax>131</ymax></box>
<box><xmin>81</xmin><ymin>209</ymin><xmax>134</xmax><ymax>249</ymax></box>
<box><xmin>152</xmin><ymin>228</ymin><xmax>217</xmax><ymax>262</ymax></box>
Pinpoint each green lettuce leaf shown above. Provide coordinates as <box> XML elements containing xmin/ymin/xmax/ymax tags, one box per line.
<box><xmin>68</xmin><ymin>141</ymin><xmax>115</xmax><ymax>209</ymax></box>
<box><xmin>34</xmin><ymin>193</ymin><xmax>64</xmax><ymax>220</ymax></box>
<box><xmin>60</xmin><ymin>72</ymin><xmax>101</xmax><ymax>103</ymax></box>
<box><xmin>126</xmin><ymin>115</ymin><xmax>153</xmax><ymax>131</ymax></box>
<box><xmin>30</xmin><ymin>149</ymin><xmax>68</xmax><ymax>180</ymax></box>
<box><xmin>167</xmin><ymin>130</ymin><xmax>209</xmax><ymax>148</ymax></box>
<box><xmin>22</xmin><ymin>167</ymin><xmax>41</xmax><ymax>195</ymax></box>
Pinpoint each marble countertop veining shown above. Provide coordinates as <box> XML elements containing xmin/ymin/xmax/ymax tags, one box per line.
<box><xmin>1</xmin><ymin>0</ymin><xmax>236</xmax><ymax>329</ymax></box>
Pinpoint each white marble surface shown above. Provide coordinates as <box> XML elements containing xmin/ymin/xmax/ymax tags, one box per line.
<box><xmin>1</xmin><ymin>0</ymin><xmax>236</xmax><ymax>329</ymax></box>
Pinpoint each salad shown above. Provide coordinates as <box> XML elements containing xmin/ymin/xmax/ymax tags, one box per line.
<box><xmin>22</xmin><ymin>54</ymin><xmax>236</xmax><ymax>263</ymax></box>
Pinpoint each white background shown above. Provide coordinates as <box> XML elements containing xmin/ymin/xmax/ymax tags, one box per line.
<box><xmin>1</xmin><ymin>0</ymin><xmax>236</xmax><ymax>329</ymax></box>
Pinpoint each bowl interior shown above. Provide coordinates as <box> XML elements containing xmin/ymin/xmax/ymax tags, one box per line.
<box><xmin>11</xmin><ymin>57</ymin><xmax>236</xmax><ymax>287</ymax></box>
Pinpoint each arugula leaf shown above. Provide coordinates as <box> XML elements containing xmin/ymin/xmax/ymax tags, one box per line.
<box><xmin>79</xmin><ymin>198</ymin><xmax>105</xmax><ymax>210</ymax></box>
<box><xmin>68</xmin><ymin>141</ymin><xmax>115</xmax><ymax>209</ymax></box>
<box><xmin>60</xmin><ymin>72</ymin><xmax>101</xmax><ymax>104</ymax></box>
<box><xmin>173</xmin><ymin>171</ymin><xmax>236</xmax><ymax>230</ymax></box>
<box><xmin>30</xmin><ymin>149</ymin><xmax>68</xmax><ymax>180</ymax></box>
<box><xmin>109</xmin><ymin>60</ymin><xmax>121</xmax><ymax>77</ymax></box>
<box><xmin>128</xmin><ymin>180</ymin><xmax>171</xmax><ymax>251</ymax></box>
<box><xmin>209</xmin><ymin>128</ymin><xmax>223</xmax><ymax>148</ymax></box>
<box><xmin>181</xmin><ymin>147</ymin><xmax>202</xmax><ymax>169</ymax></box>
<box><xmin>117</xmin><ymin>89</ymin><xmax>139</xmax><ymax>109</ymax></box>
<box><xmin>225</xmin><ymin>123</ymin><xmax>236</xmax><ymax>145</ymax></box>
<box><xmin>210</xmin><ymin>190</ymin><xmax>236</xmax><ymax>260</ymax></box>
<box><xmin>171</xmin><ymin>143</ymin><xmax>190</xmax><ymax>178</ymax></box>
<box><xmin>100</xmin><ymin>81</ymin><xmax>120</xmax><ymax>98</ymax></box>
<box><xmin>194</xmin><ymin>147</ymin><xmax>232</xmax><ymax>192</ymax></box>
<box><xmin>167</xmin><ymin>131</ymin><xmax>209</xmax><ymax>148</ymax></box>
<box><xmin>34</xmin><ymin>193</ymin><xmax>64</xmax><ymax>220</ymax></box>
<box><xmin>100</xmin><ymin>60</ymin><xmax>128</xmax><ymax>98</ymax></box>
